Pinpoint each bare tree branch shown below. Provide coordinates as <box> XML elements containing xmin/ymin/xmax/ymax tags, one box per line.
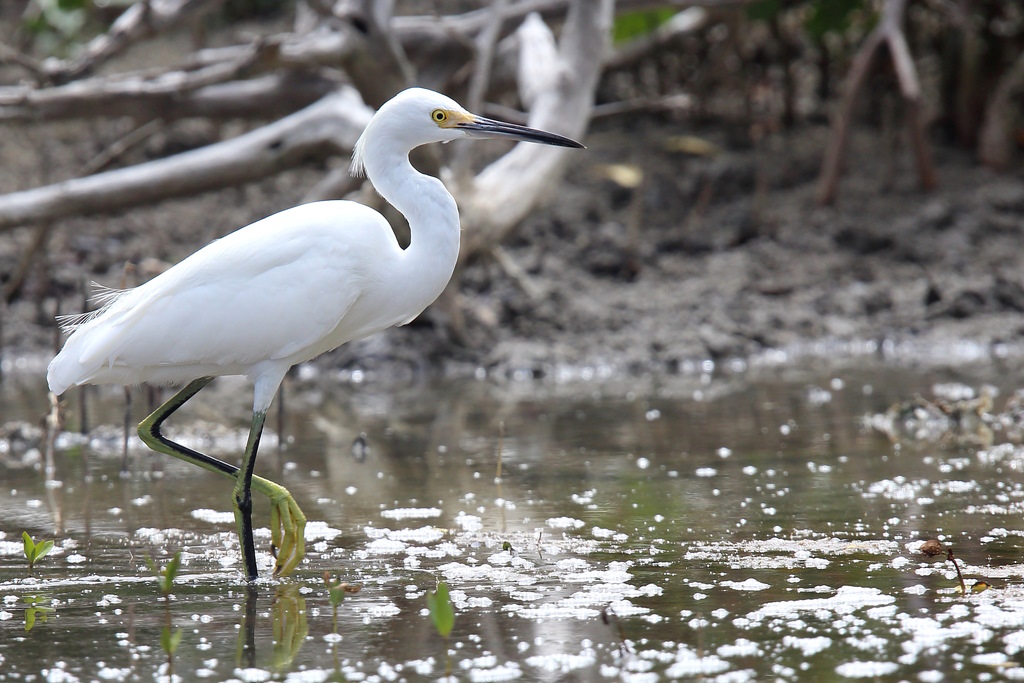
<box><xmin>327</xmin><ymin>0</ymin><xmax>414</xmax><ymax>108</ymax></box>
<box><xmin>465</xmin><ymin>0</ymin><xmax>509</xmax><ymax>112</ymax></box>
<box><xmin>394</xmin><ymin>0</ymin><xmax>748</xmax><ymax>41</ymax></box>
<box><xmin>0</xmin><ymin>87</ymin><xmax>372</xmax><ymax>231</ymax></box>
<box><xmin>451</xmin><ymin>0</ymin><xmax>510</xmax><ymax>180</ymax></box>
<box><xmin>0</xmin><ymin>41</ymin><xmax>47</xmax><ymax>75</ymax></box>
<box><xmin>515</xmin><ymin>11</ymin><xmax>561</xmax><ymax>110</ymax></box>
<box><xmin>81</xmin><ymin>119</ymin><xmax>165</xmax><ymax>175</ymax></box>
<box><xmin>817</xmin><ymin>0</ymin><xmax>937</xmax><ymax>205</ymax></box>
<box><xmin>0</xmin><ymin>69</ymin><xmax>337</xmax><ymax>122</ymax></box>
<box><xmin>0</xmin><ymin>0</ymin><xmax>619</xmax><ymax>235</ymax></box>
<box><xmin>0</xmin><ymin>38</ymin><xmax>267</xmax><ymax>119</ymax></box>
<box><xmin>1</xmin><ymin>0</ymin><xmax>739</xmax><ymax>124</ymax></box>
<box><xmin>7</xmin><ymin>0</ymin><xmax>228</xmax><ymax>84</ymax></box>
<box><xmin>2</xmin><ymin>222</ymin><xmax>54</xmax><ymax>303</ymax></box>
<box><xmin>457</xmin><ymin>0</ymin><xmax>613</xmax><ymax>262</ymax></box>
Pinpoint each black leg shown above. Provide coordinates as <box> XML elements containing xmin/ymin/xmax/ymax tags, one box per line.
<box><xmin>137</xmin><ymin>377</ymin><xmax>307</xmax><ymax>579</ymax></box>
<box><xmin>232</xmin><ymin>410</ymin><xmax>267</xmax><ymax>581</ymax></box>
<box><xmin>138</xmin><ymin>377</ymin><xmax>238</xmax><ymax>478</ymax></box>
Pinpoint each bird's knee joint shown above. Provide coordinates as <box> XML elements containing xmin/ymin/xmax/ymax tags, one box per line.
<box><xmin>235</xmin><ymin>489</ymin><xmax>252</xmax><ymax>514</ymax></box>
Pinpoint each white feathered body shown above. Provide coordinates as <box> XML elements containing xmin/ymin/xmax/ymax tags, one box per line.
<box><xmin>45</xmin><ymin>87</ymin><xmax>576</xmax><ymax>405</ymax></box>
<box><xmin>47</xmin><ymin>198</ymin><xmax>456</xmax><ymax>395</ymax></box>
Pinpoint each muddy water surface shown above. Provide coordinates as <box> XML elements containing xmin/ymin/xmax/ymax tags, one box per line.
<box><xmin>2</xmin><ymin>360</ymin><xmax>1024</xmax><ymax>681</ymax></box>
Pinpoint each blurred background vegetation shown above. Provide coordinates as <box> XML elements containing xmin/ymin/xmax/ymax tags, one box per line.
<box><xmin>5</xmin><ymin>0</ymin><xmax>1021</xmax><ymax>165</ymax></box>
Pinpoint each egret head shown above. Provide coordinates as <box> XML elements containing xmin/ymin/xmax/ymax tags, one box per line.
<box><xmin>351</xmin><ymin>88</ymin><xmax>583</xmax><ymax>177</ymax></box>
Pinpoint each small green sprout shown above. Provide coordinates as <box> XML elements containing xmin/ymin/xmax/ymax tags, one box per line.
<box><xmin>160</xmin><ymin>622</ymin><xmax>183</xmax><ymax>679</ymax></box>
<box><xmin>146</xmin><ymin>551</ymin><xmax>182</xmax><ymax>598</ymax></box>
<box><xmin>151</xmin><ymin>553</ymin><xmax>184</xmax><ymax>677</ymax></box>
<box><xmin>161</xmin><ymin>625</ymin><xmax>183</xmax><ymax>656</ymax></box>
<box><xmin>426</xmin><ymin>580</ymin><xmax>455</xmax><ymax>640</ymax></box>
<box><xmin>323</xmin><ymin>571</ymin><xmax>357</xmax><ymax>608</ymax></box>
<box><xmin>323</xmin><ymin>572</ymin><xmax>360</xmax><ymax>633</ymax></box>
<box><xmin>22</xmin><ymin>532</ymin><xmax>54</xmax><ymax>573</ymax></box>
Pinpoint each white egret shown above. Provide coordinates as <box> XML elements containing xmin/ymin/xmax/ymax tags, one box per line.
<box><xmin>47</xmin><ymin>87</ymin><xmax>583</xmax><ymax>581</ymax></box>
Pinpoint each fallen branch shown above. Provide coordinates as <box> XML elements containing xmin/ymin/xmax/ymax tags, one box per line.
<box><xmin>0</xmin><ymin>87</ymin><xmax>372</xmax><ymax>231</ymax></box>
<box><xmin>1</xmin><ymin>72</ymin><xmax>336</xmax><ymax>122</ymax></box>
<box><xmin>0</xmin><ymin>39</ymin><xmax>269</xmax><ymax>121</ymax></box>
<box><xmin>1</xmin><ymin>0</ymin><xmax>737</xmax><ymax>124</ymax></box>
<box><xmin>0</xmin><ymin>0</ymin><xmax>614</xmax><ymax>237</ymax></box>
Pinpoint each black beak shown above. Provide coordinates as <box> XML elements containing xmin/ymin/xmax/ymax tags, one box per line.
<box><xmin>458</xmin><ymin>116</ymin><xmax>585</xmax><ymax>149</ymax></box>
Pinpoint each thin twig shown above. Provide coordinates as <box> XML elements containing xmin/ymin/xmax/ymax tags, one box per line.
<box><xmin>452</xmin><ymin>0</ymin><xmax>508</xmax><ymax>179</ymax></box>
<box><xmin>491</xmin><ymin>247</ymin><xmax>545</xmax><ymax>302</ymax></box>
<box><xmin>495</xmin><ymin>420</ymin><xmax>505</xmax><ymax>482</ymax></box>
<box><xmin>947</xmin><ymin>547</ymin><xmax>966</xmax><ymax>594</ymax></box>
<box><xmin>82</xmin><ymin>119</ymin><xmax>164</xmax><ymax>175</ymax></box>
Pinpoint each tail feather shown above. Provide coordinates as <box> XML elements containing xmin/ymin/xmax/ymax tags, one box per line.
<box><xmin>47</xmin><ymin>348</ymin><xmax>81</xmax><ymax>396</ymax></box>
<box><xmin>47</xmin><ymin>286</ymin><xmax>133</xmax><ymax>395</ymax></box>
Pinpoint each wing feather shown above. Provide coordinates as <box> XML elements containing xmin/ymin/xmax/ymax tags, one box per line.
<box><xmin>48</xmin><ymin>201</ymin><xmax>400</xmax><ymax>392</ymax></box>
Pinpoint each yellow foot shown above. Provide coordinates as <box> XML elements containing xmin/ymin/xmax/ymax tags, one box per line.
<box><xmin>253</xmin><ymin>475</ymin><xmax>307</xmax><ymax>577</ymax></box>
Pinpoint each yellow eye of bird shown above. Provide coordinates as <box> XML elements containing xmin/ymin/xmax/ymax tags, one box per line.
<box><xmin>432</xmin><ymin>109</ymin><xmax>448</xmax><ymax>123</ymax></box>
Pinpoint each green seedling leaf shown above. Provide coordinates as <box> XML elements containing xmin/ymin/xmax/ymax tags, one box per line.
<box><xmin>164</xmin><ymin>551</ymin><xmax>182</xmax><ymax>586</ymax></box>
<box><xmin>323</xmin><ymin>572</ymin><xmax>345</xmax><ymax>608</ymax></box>
<box><xmin>427</xmin><ymin>581</ymin><xmax>455</xmax><ymax>639</ymax></box>
<box><xmin>161</xmin><ymin>625</ymin><xmax>183</xmax><ymax>655</ymax></box>
<box><xmin>23</xmin><ymin>532</ymin><xmax>55</xmax><ymax>571</ymax></box>
<box><xmin>147</xmin><ymin>551</ymin><xmax>182</xmax><ymax>596</ymax></box>
<box><xmin>38</xmin><ymin>540</ymin><xmax>53</xmax><ymax>560</ymax></box>
<box><xmin>322</xmin><ymin>572</ymin><xmax>361</xmax><ymax>608</ymax></box>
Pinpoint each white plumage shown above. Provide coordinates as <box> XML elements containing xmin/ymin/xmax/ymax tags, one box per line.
<box><xmin>50</xmin><ymin>202</ymin><xmax>408</xmax><ymax>392</ymax></box>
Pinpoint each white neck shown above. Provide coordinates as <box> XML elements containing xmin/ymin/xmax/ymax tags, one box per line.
<box><xmin>363</xmin><ymin>141</ymin><xmax>461</xmax><ymax>311</ymax></box>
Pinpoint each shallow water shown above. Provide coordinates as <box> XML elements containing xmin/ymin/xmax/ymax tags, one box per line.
<box><xmin>3</xmin><ymin>360</ymin><xmax>1024</xmax><ymax>681</ymax></box>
